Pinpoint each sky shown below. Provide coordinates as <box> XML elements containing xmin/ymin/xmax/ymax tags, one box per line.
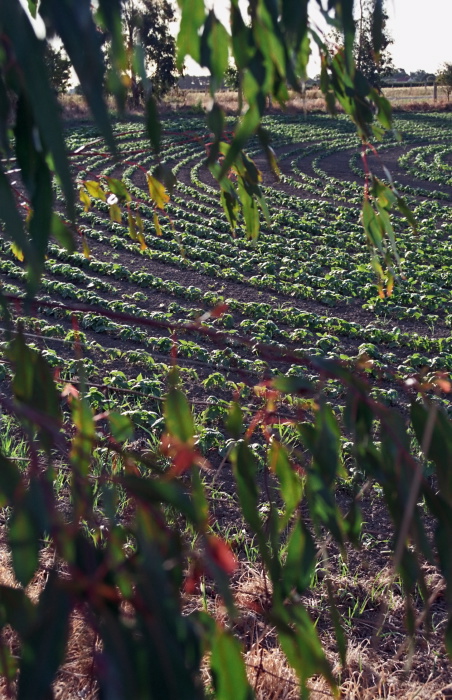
<box><xmin>386</xmin><ymin>0</ymin><xmax>452</xmax><ymax>73</ymax></box>
<box><xmin>184</xmin><ymin>0</ymin><xmax>452</xmax><ymax>77</ymax></box>
<box><xmin>22</xmin><ymin>0</ymin><xmax>452</xmax><ymax>78</ymax></box>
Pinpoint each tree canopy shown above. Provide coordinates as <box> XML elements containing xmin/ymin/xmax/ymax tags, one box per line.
<box><xmin>437</xmin><ymin>62</ymin><xmax>452</xmax><ymax>101</ymax></box>
<box><xmin>120</xmin><ymin>0</ymin><xmax>178</xmax><ymax>103</ymax></box>
<box><xmin>355</xmin><ymin>0</ymin><xmax>393</xmax><ymax>89</ymax></box>
<box><xmin>328</xmin><ymin>0</ymin><xmax>393</xmax><ymax>90</ymax></box>
<box><xmin>43</xmin><ymin>44</ymin><xmax>72</xmax><ymax>94</ymax></box>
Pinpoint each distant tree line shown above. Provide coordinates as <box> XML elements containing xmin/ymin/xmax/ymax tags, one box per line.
<box><xmin>43</xmin><ymin>0</ymin><xmax>180</xmax><ymax>102</ymax></box>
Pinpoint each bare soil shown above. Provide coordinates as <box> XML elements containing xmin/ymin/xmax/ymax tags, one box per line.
<box><xmin>1</xmin><ymin>110</ymin><xmax>452</xmax><ymax>698</ymax></box>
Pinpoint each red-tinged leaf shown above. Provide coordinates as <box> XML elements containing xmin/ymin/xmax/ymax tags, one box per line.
<box><xmin>241</xmin><ymin>598</ymin><xmax>266</xmax><ymax>614</ymax></box>
<box><xmin>184</xmin><ymin>561</ymin><xmax>203</xmax><ymax>594</ymax></box>
<box><xmin>206</xmin><ymin>536</ymin><xmax>237</xmax><ymax>575</ymax></box>
<box><xmin>437</xmin><ymin>379</ymin><xmax>452</xmax><ymax>393</ymax></box>
<box><xmin>211</xmin><ymin>303</ymin><xmax>229</xmax><ymax>318</ymax></box>
<box><xmin>160</xmin><ymin>433</ymin><xmax>206</xmax><ymax>476</ymax></box>
<box><xmin>61</xmin><ymin>383</ymin><xmax>79</xmax><ymax>399</ymax></box>
<box><xmin>170</xmin><ymin>444</ymin><xmax>197</xmax><ymax>476</ymax></box>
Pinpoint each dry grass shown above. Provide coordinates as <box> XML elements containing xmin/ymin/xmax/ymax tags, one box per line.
<box><xmin>57</xmin><ymin>87</ymin><xmax>452</xmax><ymax>123</ymax></box>
<box><xmin>182</xmin><ymin>557</ymin><xmax>452</xmax><ymax>700</ymax></box>
<box><xmin>0</xmin><ymin>529</ymin><xmax>97</xmax><ymax>699</ymax></box>
<box><xmin>0</xmin><ymin>515</ymin><xmax>451</xmax><ymax>698</ymax></box>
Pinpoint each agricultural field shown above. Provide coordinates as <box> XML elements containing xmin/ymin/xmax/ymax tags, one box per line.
<box><xmin>165</xmin><ymin>84</ymin><xmax>445</xmax><ymax>115</ymax></box>
<box><xmin>2</xmin><ymin>112</ymin><xmax>452</xmax><ymax>422</ymax></box>
<box><xmin>1</xmin><ymin>111</ymin><xmax>452</xmax><ymax>697</ymax></box>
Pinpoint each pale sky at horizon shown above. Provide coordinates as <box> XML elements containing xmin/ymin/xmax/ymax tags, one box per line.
<box><xmin>386</xmin><ymin>0</ymin><xmax>452</xmax><ymax>73</ymax></box>
<box><xmin>22</xmin><ymin>0</ymin><xmax>452</xmax><ymax>78</ymax></box>
<box><xmin>184</xmin><ymin>0</ymin><xmax>452</xmax><ymax>77</ymax></box>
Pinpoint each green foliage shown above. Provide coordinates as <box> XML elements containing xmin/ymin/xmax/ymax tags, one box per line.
<box><xmin>224</xmin><ymin>65</ymin><xmax>240</xmax><ymax>90</ymax></box>
<box><xmin>437</xmin><ymin>63</ymin><xmax>452</xmax><ymax>101</ymax></box>
<box><xmin>43</xmin><ymin>43</ymin><xmax>72</xmax><ymax>94</ymax></box>
<box><xmin>328</xmin><ymin>0</ymin><xmax>393</xmax><ymax>91</ymax></box>
<box><xmin>355</xmin><ymin>0</ymin><xmax>394</xmax><ymax>90</ymax></box>
<box><xmin>120</xmin><ymin>0</ymin><xmax>178</xmax><ymax>102</ymax></box>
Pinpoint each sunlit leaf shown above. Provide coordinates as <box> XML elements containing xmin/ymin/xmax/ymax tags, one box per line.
<box><xmin>85</xmin><ymin>180</ymin><xmax>106</xmax><ymax>201</ymax></box>
<box><xmin>176</xmin><ymin>0</ymin><xmax>206</xmax><ymax>69</ymax></box>
<box><xmin>164</xmin><ymin>388</ymin><xmax>194</xmax><ymax>443</ymax></box>
<box><xmin>79</xmin><ymin>188</ymin><xmax>91</xmax><ymax>212</ymax></box>
<box><xmin>153</xmin><ymin>211</ymin><xmax>163</xmax><ymax>236</ymax></box>
<box><xmin>146</xmin><ymin>173</ymin><xmax>170</xmax><ymax>209</ymax></box>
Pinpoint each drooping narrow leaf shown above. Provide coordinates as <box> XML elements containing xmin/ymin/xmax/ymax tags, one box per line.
<box><xmin>39</xmin><ymin>0</ymin><xmax>116</xmax><ymax>157</ymax></box>
<box><xmin>176</xmin><ymin>0</ymin><xmax>206</xmax><ymax>69</ymax></box>
<box><xmin>146</xmin><ymin>173</ymin><xmax>170</xmax><ymax>209</ymax></box>
<box><xmin>411</xmin><ymin>402</ymin><xmax>452</xmax><ymax>504</ymax></box>
<box><xmin>200</xmin><ymin>11</ymin><xmax>230</xmax><ymax>94</ymax></box>
<box><xmin>164</xmin><ymin>388</ymin><xmax>194</xmax><ymax>443</ymax></box>
<box><xmin>0</xmin><ymin>1</ymin><xmax>75</xmax><ymax>218</ymax></box>
<box><xmin>50</xmin><ymin>213</ymin><xmax>75</xmax><ymax>253</ymax></box>
<box><xmin>9</xmin><ymin>508</ymin><xmax>39</xmax><ymax>587</ymax></box>
<box><xmin>282</xmin><ymin>517</ymin><xmax>316</xmax><ymax>595</ymax></box>
<box><xmin>0</xmin><ymin>167</ymin><xmax>32</xmax><ymax>262</ymax></box>
<box><xmin>371</xmin><ymin>0</ymin><xmax>384</xmax><ymax>56</ymax></box>
<box><xmin>145</xmin><ymin>93</ymin><xmax>161</xmax><ymax>154</ymax></box>
<box><xmin>210</xmin><ymin>627</ymin><xmax>252</xmax><ymax>700</ymax></box>
<box><xmin>18</xmin><ymin>572</ymin><xmax>72</xmax><ymax>699</ymax></box>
